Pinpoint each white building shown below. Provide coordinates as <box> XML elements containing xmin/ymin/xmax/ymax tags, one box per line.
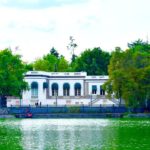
<box><xmin>7</xmin><ymin>71</ymin><xmax>119</xmax><ymax>106</ymax></box>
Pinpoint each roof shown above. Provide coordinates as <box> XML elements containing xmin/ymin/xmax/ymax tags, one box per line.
<box><xmin>25</xmin><ymin>71</ymin><xmax>87</xmax><ymax>76</ymax></box>
<box><xmin>25</xmin><ymin>71</ymin><xmax>109</xmax><ymax>79</ymax></box>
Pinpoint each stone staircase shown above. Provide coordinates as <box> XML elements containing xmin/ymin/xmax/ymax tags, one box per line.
<box><xmin>89</xmin><ymin>97</ymin><xmax>119</xmax><ymax>106</ymax></box>
<box><xmin>89</xmin><ymin>98</ymin><xmax>100</xmax><ymax>105</ymax></box>
<box><xmin>109</xmin><ymin>98</ymin><xmax>119</xmax><ymax>105</ymax></box>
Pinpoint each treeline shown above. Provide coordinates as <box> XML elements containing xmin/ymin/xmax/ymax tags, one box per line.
<box><xmin>0</xmin><ymin>39</ymin><xmax>149</xmax><ymax>108</ymax></box>
<box><xmin>32</xmin><ymin>47</ymin><xmax>111</xmax><ymax>75</ymax></box>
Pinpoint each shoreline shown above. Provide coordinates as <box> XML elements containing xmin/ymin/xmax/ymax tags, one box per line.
<box><xmin>14</xmin><ymin>113</ymin><xmax>123</xmax><ymax>118</ymax></box>
<box><xmin>1</xmin><ymin>107</ymin><xmax>150</xmax><ymax>119</ymax></box>
<box><xmin>1</xmin><ymin>113</ymin><xmax>150</xmax><ymax>119</ymax></box>
<box><xmin>0</xmin><ymin>115</ymin><xmax>15</xmax><ymax>118</ymax></box>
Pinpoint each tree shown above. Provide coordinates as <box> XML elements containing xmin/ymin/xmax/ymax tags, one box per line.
<box><xmin>33</xmin><ymin>59</ymin><xmax>50</xmax><ymax>71</ymax></box>
<box><xmin>50</xmin><ymin>47</ymin><xmax>59</xmax><ymax>58</ymax></box>
<box><xmin>73</xmin><ymin>47</ymin><xmax>111</xmax><ymax>75</ymax></box>
<box><xmin>24</xmin><ymin>63</ymin><xmax>33</xmax><ymax>71</ymax></box>
<box><xmin>57</xmin><ymin>56</ymin><xmax>69</xmax><ymax>72</ymax></box>
<box><xmin>128</xmin><ymin>39</ymin><xmax>149</xmax><ymax>49</ymax></box>
<box><xmin>33</xmin><ymin>52</ymin><xmax>69</xmax><ymax>72</ymax></box>
<box><xmin>0</xmin><ymin>49</ymin><xmax>28</xmax><ymax>107</ymax></box>
<box><xmin>34</xmin><ymin>55</ymin><xmax>57</xmax><ymax>72</ymax></box>
<box><xmin>104</xmin><ymin>47</ymin><xmax>125</xmax><ymax>106</ymax></box>
<box><xmin>104</xmin><ymin>41</ymin><xmax>150</xmax><ymax>108</ymax></box>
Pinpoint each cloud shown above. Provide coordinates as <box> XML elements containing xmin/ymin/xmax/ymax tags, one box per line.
<box><xmin>0</xmin><ymin>0</ymin><xmax>150</xmax><ymax>62</ymax></box>
<box><xmin>0</xmin><ymin>0</ymin><xmax>88</xmax><ymax>9</ymax></box>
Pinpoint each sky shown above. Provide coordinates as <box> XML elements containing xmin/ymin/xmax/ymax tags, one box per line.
<box><xmin>0</xmin><ymin>0</ymin><xmax>150</xmax><ymax>62</ymax></box>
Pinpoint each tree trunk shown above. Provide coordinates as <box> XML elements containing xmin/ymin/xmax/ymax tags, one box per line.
<box><xmin>119</xmin><ymin>97</ymin><xmax>122</xmax><ymax>107</ymax></box>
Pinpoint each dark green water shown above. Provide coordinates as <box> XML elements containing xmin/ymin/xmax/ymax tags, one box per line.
<box><xmin>0</xmin><ymin>119</ymin><xmax>150</xmax><ymax>150</ymax></box>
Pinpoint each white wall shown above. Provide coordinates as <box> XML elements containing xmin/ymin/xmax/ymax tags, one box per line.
<box><xmin>7</xmin><ymin>98</ymin><xmax>20</xmax><ymax>107</ymax></box>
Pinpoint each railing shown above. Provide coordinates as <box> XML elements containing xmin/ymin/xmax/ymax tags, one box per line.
<box><xmin>8</xmin><ymin>105</ymin><xmax>145</xmax><ymax>114</ymax></box>
<box><xmin>89</xmin><ymin>98</ymin><xmax>101</xmax><ymax>105</ymax></box>
<box><xmin>0</xmin><ymin>108</ymin><xmax>8</xmax><ymax>115</ymax></box>
<box><xmin>88</xmin><ymin>96</ymin><xmax>119</xmax><ymax>106</ymax></box>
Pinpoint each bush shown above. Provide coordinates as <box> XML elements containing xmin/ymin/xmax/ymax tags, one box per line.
<box><xmin>67</xmin><ymin>106</ymin><xmax>80</xmax><ymax>113</ymax></box>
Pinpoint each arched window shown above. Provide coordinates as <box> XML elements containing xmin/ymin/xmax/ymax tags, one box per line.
<box><xmin>100</xmin><ymin>85</ymin><xmax>105</xmax><ymax>95</ymax></box>
<box><xmin>43</xmin><ymin>82</ymin><xmax>48</xmax><ymax>89</ymax></box>
<box><xmin>92</xmin><ymin>85</ymin><xmax>97</xmax><ymax>94</ymax></box>
<box><xmin>51</xmin><ymin>83</ymin><xmax>58</xmax><ymax>96</ymax></box>
<box><xmin>74</xmin><ymin>83</ymin><xmax>81</xmax><ymax>96</ymax></box>
<box><xmin>63</xmin><ymin>83</ymin><xmax>70</xmax><ymax>96</ymax></box>
<box><xmin>31</xmin><ymin>82</ymin><xmax>38</xmax><ymax>98</ymax></box>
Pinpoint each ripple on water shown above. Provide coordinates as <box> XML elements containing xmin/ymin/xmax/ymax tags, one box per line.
<box><xmin>0</xmin><ymin>118</ymin><xmax>150</xmax><ymax>150</ymax></box>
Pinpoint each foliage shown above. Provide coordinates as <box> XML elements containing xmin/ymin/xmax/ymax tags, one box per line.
<box><xmin>73</xmin><ymin>47</ymin><xmax>111</xmax><ymax>75</ymax></box>
<box><xmin>33</xmin><ymin>46</ymin><xmax>111</xmax><ymax>75</ymax></box>
<box><xmin>68</xmin><ymin>106</ymin><xmax>80</xmax><ymax>113</ymax></box>
<box><xmin>24</xmin><ymin>63</ymin><xmax>33</xmax><ymax>71</ymax></box>
<box><xmin>33</xmin><ymin>50</ymin><xmax>69</xmax><ymax>72</ymax></box>
<box><xmin>57</xmin><ymin>56</ymin><xmax>69</xmax><ymax>72</ymax></box>
<box><xmin>0</xmin><ymin>49</ymin><xmax>28</xmax><ymax>98</ymax></box>
<box><xmin>104</xmin><ymin>41</ymin><xmax>150</xmax><ymax>108</ymax></box>
<box><xmin>50</xmin><ymin>47</ymin><xmax>59</xmax><ymax>58</ymax></box>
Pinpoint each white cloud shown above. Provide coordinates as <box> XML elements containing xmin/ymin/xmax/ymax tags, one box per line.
<box><xmin>0</xmin><ymin>0</ymin><xmax>150</xmax><ymax>62</ymax></box>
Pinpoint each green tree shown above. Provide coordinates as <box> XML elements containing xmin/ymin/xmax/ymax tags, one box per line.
<box><xmin>33</xmin><ymin>52</ymin><xmax>69</xmax><ymax>72</ymax></box>
<box><xmin>104</xmin><ymin>41</ymin><xmax>150</xmax><ymax>108</ymax></box>
<box><xmin>57</xmin><ymin>56</ymin><xmax>69</xmax><ymax>72</ymax></box>
<box><xmin>128</xmin><ymin>39</ymin><xmax>150</xmax><ymax>52</ymax></box>
<box><xmin>33</xmin><ymin>59</ymin><xmax>50</xmax><ymax>71</ymax></box>
<box><xmin>73</xmin><ymin>47</ymin><xmax>111</xmax><ymax>75</ymax></box>
<box><xmin>50</xmin><ymin>47</ymin><xmax>59</xmax><ymax>58</ymax></box>
<box><xmin>24</xmin><ymin>63</ymin><xmax>33</xmax><ymax>71</ymax></box>
<box><xmin>0</xmin><ymin>49</ymin><xmax>28</xmax><ymax>107</ymax></box>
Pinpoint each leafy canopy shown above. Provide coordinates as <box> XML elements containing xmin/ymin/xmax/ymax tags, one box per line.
<box><xmin>0</xmin><ymin>49</ymin><xmax>28</xmax><ymax>97</ymax></box>
<box><xmin>72</xmin><ymin>47</ymin><xmax>111</xmax><ymax>75</ymax></box>
<box><xmin>104</xmin><ymin>40</ymin><xmax>150</xmax><ymax>107</ymax></box>
<box><xmin>33</xmin><ymin>48</ymin><xmax>69</xmax><ymax>72</ymax></box>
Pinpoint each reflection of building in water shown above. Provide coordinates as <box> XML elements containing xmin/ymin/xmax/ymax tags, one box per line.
<box><xmin>21</xmin><ymin>120</ymin><xmax>45</xmax><ymax>150</ymax></box>
<box><xmin>20</xmin><ymin>119</ymin><xmax>117</xmax><ymax>150</ymax></box>
<box><xmin>7</xmin><ymin>71</ymin><xmax>119</xmax><ymax>106</ymax></box>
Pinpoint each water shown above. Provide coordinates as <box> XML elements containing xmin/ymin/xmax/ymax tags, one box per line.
<box><xmin>0</xmin><ymin>119</ymin><xmax>150</xmax><ymax>150</ymax></box>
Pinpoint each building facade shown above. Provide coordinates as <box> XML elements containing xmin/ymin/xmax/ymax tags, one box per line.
<box><xmin>7</xmin><ymin>71</ymin><xmax>118</xmax><ymax>106</ymax></box>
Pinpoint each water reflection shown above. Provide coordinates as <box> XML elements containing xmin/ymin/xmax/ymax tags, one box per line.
<box><xmin>20</xmin><ymin>119</ymin><xmax>113</xmax><ymax>150</ymax></box>
<box><xmin>0</xmin><ymin>119</ymin><xmax>150</xmax><ymax>150</ymax></box>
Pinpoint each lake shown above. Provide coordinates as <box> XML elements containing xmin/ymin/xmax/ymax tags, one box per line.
<box><xmin>0</xmin><ymin>119</ymin><xmax>150</xmax><ymax>150</ymax></box>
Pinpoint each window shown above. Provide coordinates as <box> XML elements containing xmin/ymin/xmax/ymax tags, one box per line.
<box><xmin>92</xmin><ymin>85</ymin><xmax>97</xmax><ymax>94</ymax></box>
<box><xmin>74</xmin><ymin>83</ymin><xmax>81</xmax><ymax>96</ymax></box>
<box><xmin>43</xmin><ymin>82</ymin><xmax>48</xmax><ymax>89</ymax></box>
<box><xmin>63</xmin><ymin>83</ymin><xmax>70</xmax><ymax>96</ymax></box>
<box><xmin>100</xmin><ymin>86</ymin><xmax>105</xmax><ymax>95</ymax></box>
<box><xmin>51</xmin><ymin>83</ymin><xmax>58</xmax><ymax>96</ymax></box>
<box><xmin>31</xmin><ymin>82</ymin><xmax>38</xmax><ymax>98</ymax></box>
